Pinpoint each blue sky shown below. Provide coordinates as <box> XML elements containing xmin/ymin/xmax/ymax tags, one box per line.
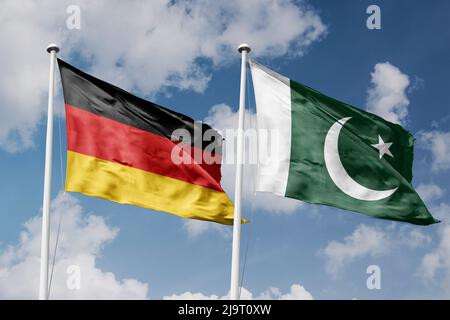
<box><xmin>1</xmin><ymin>0</ymin><xmax>450</xmax><ymax>299</ymax></box>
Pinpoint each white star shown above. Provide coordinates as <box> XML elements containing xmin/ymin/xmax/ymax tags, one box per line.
<box><xmin>371</xmin><ymin>135</ymin><xmax>394</xmax><ymax>159</ymax></box>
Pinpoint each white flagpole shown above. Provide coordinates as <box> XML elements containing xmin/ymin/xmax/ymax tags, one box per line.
<box><xmin>230</xmin><ymin>43</ymin><xmax>251</xmax><ymax>300</ymax></box>
<box><xmin>39</xmin><ymin>44</ymin><xmax>59</xmax><ymax>300</ymax></box>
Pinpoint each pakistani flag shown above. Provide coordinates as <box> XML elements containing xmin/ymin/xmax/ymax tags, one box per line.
<box><xmin>250</xmin><ymin>60</ymin><xmax>438</xmax><ymax>225</ymax></box>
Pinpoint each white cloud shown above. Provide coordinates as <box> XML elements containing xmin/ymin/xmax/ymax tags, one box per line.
<box><xmin>321</xmin><ymin>224</ymin><xmax>387</xmax><ymax>275</ymax></box>
<box><xmin>0</xmin><ymin>193</ymin><xmax>148</xmax><ymax>299</ymax></box>
<box><xmin>0</xmin><ymin>1</ymin><xmax>67</xmax><ymax>152</ymax></box>
<box><xmin>0</xmin><ymin>0</ymin><xmax>326</xmax><ymax>152</ymax></box>
<box><xmin>419</xmin><ymin>218</ymin><xmax>450</xmax><ymax>294</ymax></box>
<box><xmin>429</xmin><ymin>202</ymin><xmax>450</xmax><ymax>222</ymax></box>
<box><xmin>399</xmin><ymin>227</ymin><xmax>433</xmax><ymax>249</ymax></box>
<box><xmin>366</xmin><ymin>62</ymin><xmax>411</xmax><ymax>124</ymax></box>
<box><xmin>321</xmin><ymin>224</ymin><xmax>431</xmax><ymax>276</ymax></box>
<box><xmin>417</xmin><ymin>130</ymin><xmax>450</xmax><ymax>172</ymax></box>
<box><xmin>416</xmin><ymin>183</ymin><xmax>445</xmax><ymax>203</ymax></box>
<box><xmin>163</xmin><ymin>283</ymin><xmax>313</xmax><ymax>300</ymax></box>
<box><xmin>264</xmin><ymin>284</ymin><xmax>313</xmax><ymax>300</ymax></box>
<box><xmin>183</xmin><ymin>219</ymin><xmax>231</xmax><ymax>239</ymax></box>
<box><xmin>164</xmin><ymin>287</ymin><xmax>253</xmax><ymax>300</ymax></box>
<box><xmin>164</xmin><ymin>291</ymin><xmax>221</xmax><ymax>300</ymax></box>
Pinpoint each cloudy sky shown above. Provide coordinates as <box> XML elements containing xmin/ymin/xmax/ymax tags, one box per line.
<box><xmin>1</xmin><ymin>0</ymin><xmax>450</xmax><ymax>299</ymax></box>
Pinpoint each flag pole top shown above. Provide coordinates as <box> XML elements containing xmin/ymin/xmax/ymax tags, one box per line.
<box><xmin>46</xmin><ymin>44</ymin><xmax>60</xmax><ymax>54</ymax></box>
<box><xmin>238</xmin><ymin>43</ymin><xmax>251</xmax><ymax>53</ymax></box>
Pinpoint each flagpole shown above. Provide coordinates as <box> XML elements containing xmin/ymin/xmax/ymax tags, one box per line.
<box><xmin>230</xmin><ymin>43</ymin><xmax>251</xmax><ymax>300</ymax></box>
<box><xmin>39</xmin><ymin>44</ymin><xmax>59</xmax><ymax>300</ymax></box>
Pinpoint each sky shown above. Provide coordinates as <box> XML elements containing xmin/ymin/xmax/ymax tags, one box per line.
<box><xmin>0</xmin><ymin>0</ymin><xmax>450</xmax><ymax>299</ymax></box>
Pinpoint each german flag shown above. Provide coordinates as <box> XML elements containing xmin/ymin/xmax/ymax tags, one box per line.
<box><xmin>58</xmin><ymin>59</ymin><xmax>235</xmax><ymax>224</ymax></box>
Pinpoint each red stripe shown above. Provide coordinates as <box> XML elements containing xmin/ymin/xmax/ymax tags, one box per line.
<box><xmin>66</xmin><ymin>104</ymin><xmax>223</xmax><ymax>192</ymax></box>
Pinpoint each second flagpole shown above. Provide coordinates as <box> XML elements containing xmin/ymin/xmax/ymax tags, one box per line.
<box><xmin>39</xmin><ymin>43</ymin><xmax>59</xmax><ymax>300</ymax></box>
<box><xmin>230</xmin><ymin>43</ymin><xmax>251</xmax><ymax>300</ymax></box>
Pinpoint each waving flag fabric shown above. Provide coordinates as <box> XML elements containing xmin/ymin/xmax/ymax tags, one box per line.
<box><xmin>250</xmin><ymin>60</ymin><xmax>437</xmax><ymax>225</ymax></box>
<box><xmin>58</xmin><ymin>59</ymin><xmax>235</xmax><ymax>224</ymax></box>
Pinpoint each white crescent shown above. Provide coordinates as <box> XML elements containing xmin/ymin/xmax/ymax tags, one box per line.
<box><xmin>324</xmin><ymin>117</ymin><xmax>398</xmax><ymax>201</ymax></box>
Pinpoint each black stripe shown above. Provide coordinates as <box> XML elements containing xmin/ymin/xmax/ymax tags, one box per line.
<box><xmin>58</xmin><ymin>59</ymin><xmax>222</xmax><ymax>152</ymax></box>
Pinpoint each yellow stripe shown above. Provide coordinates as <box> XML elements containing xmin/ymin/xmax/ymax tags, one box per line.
<box><xmin>66</xmin><ymin>151</ymin><xmax>235</xmax><ymax>224</ymax></box>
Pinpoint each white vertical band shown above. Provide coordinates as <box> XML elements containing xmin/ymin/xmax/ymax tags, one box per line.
<box><xmin>249</xmin><ymin>60</ymin><xmax>292</xmax><ymax>196</ymax></box>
